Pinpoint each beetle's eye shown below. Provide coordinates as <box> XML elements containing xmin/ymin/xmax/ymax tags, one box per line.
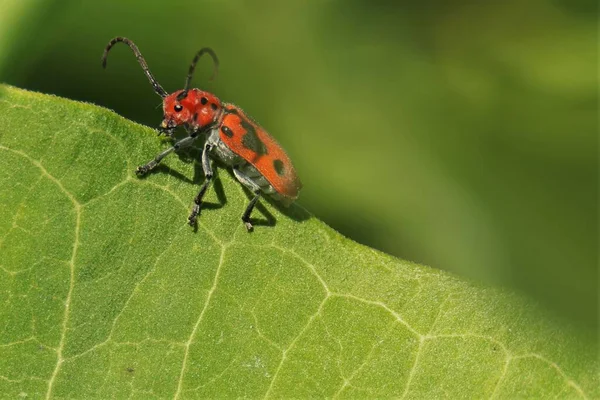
<box><xmin>174</xmin><ymin>104</ymin><xmax>183</xmax><ymax>112</ymax></box>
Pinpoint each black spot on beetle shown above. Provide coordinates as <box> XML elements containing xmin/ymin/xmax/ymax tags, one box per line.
<box><xmin>193</xmin><ymin>112</ymin><xmax>198</xmax><ymax>121</ymax></box>
<box><xmin>273</xmin><ymin>159</ymin><xmax>285</xmax><ymax>176</ymax></box>
<box><xmin>211</xmin><ymin>103</ymin><xmax>218</xmax><ymax>111</ymax></box>
<box><xmin>240</xmin><ymin>120</ymin><xmax>267</xmax><ymax>155</ymax></box>
<box><xmin>221</xmin><ymin>125</ymin><xmax>234</xmax><ymax>138</ymax></box>
<box><xmin>201</xmin><ymin>97</ymin><xmax>208</xmax><ymax>105</ymax></box>
<box><xmin>176</xmin><ymin>91</ymin><xmax>188</xmax><ymax>101</ymax></box>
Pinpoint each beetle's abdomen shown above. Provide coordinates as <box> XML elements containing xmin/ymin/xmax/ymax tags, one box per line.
<box><xmin>216</xmin><ymin>104</ymin><xmax>302</xmax><ymax>202</ymax></box>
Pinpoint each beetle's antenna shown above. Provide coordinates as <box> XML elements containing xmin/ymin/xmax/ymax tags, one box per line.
<box><xmin>102</xmin><ymin>37</ymin><xmax>168</xmax><ymax>98</ymax></box>
<box><xmin>178</xmin><ymin>47</ymin><xmax>219</xmax><ymax>100</ymax></box>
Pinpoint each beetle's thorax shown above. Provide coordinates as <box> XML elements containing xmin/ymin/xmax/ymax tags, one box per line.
<box><xmin>162</xmin><ymin>89</ymin><xmax>223</xmax><ymax>130</ymax></box>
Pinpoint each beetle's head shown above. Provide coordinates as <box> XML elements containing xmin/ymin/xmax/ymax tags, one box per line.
<box><xmin>159</xmin><ymin>90</ymin><xmax>195</xmax><ymax>136</ymax></box>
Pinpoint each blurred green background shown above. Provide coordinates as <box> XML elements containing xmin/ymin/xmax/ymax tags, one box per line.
<box><xmin>0</xmin><ymin>0</ymin><xmax>596</xmax><ymax>329</ymax></box>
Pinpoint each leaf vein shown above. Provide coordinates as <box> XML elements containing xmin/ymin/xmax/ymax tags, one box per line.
<box><xmin>173</xmin><ymin>244</ymin><xmax>227</xmax><ymax>399</ymax></box>
<box><xmin>0</xmin><ymin>145</ymin><xmax>80</xmax><ymax>400</ymax></box>
<box><xmin>263</xmin><ymin>295</ymin><xmax>330</xmax><ymax>399</ymax></box>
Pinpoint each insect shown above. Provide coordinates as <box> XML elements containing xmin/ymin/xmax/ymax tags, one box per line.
<box><xmin>101</xmin><ymin>37</ymin><xmax>302</xmax><ymax>231</ymax></box>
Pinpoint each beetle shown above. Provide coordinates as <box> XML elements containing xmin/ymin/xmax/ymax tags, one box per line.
<box><xmin>101</xmin><ymin>37</ymin><xmax>302</xmax><ymax>231</ymax></box>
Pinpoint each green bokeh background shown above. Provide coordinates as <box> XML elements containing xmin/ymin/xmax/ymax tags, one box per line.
<box><xmin>0</xmin><ymin>0</ymin><xmax>596</xmax><ymax>329</ymax></box>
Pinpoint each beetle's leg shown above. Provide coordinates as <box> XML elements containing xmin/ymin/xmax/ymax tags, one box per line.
<box><xmin>241</xmin><ymin>194</ymin><xmax>261</xmax><ymax>232</ymax></box>
<box><xmin>232</xmin><ymin>167</ymin><xmax>262</xmax><ymax>232</ymax></box>
<box><xmin>136</xmin><ymin>131</ymin><xmax>199</xmax><ymax>175</ymax></box>
<box><xmin>188</xmin><ymin>143</ymin><xmax>213</xmax><ymax>226</ymax></box>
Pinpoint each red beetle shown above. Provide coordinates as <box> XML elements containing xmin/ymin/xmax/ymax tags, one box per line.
<box><xmin>102</xmin><ymin>37</ymin><xmax>302</xmax><ymax>231</ymax></box>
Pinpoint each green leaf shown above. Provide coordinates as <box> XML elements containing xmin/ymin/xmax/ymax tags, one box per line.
<box><xmin>0</xmin><ymin>84</ymin><xmax>596</xmax><ymax>399</ymax></box>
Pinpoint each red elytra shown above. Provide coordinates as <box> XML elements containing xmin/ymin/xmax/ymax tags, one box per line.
<box><xmin>102</xmin><ymin>37</ymin><xmax>302</xmax><ymax>231</ymax></box>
